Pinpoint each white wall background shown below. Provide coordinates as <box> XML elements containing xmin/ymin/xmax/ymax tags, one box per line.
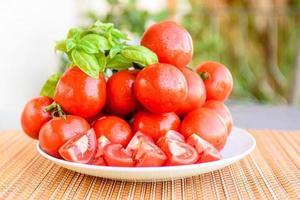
<box><xmin>0</xmin><ymin>0</ymin><xmax>167</xmax><ymax>130</ymax></box>
<box><xmin>0</xmin><ymin>0</ymin><xmax>76</xmax><ymax>129</ymax></box>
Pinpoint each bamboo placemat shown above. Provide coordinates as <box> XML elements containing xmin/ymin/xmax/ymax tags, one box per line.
<box><xmin>0</xmin><ymin>130</ymin><xmax>299</xmax><ymax>200</ymax></box>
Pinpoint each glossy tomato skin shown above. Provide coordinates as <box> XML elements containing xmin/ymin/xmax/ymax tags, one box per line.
<box><xmin>158</xmin><ymin>139</ymin><xmax>199</xmax><ymax>166</ymax></box>
<box><xmin>39</xmin><ymin>115</ymin><xmax>90</xmax><ymax>157</ymax></box>
<box><xmin>21</xmin><ymin>96</ymin><xmax>53</xmax><ymax>139</ymax></box>
<box><xmin>54</xmin><ymin>67</ymin><xmax>106</xmax><ymax>118</ymax></box>
<box><xmin>204</xmin><ymin>100</ymin><xmax>233</xmax><ymax>135</ymax></box>
<box><xmin>180</xmin><ymin>108</ymin><xmax>228</xmax><ymax>150</ymax></box>
<box><xmin>103</xmin><ymin>144</ymin><xmax>134</xmax><ymax>167</ymax></box>
<box><xmin>93</xmin><ymin>116</ymin><xmax>133</xmax><ymax>147</ymax></box>
<box><xmin>141</xmin><ymin>21</ymin><xmax>193</xmax><ymax>68</ymax></box>
<box><xmin>176</xmin><ymin>67</ymin><xmax>206</xmax><ymax>116</ymax></box>
<box><xmin>58</xmin><ymin>128</ymin><xmax>97</xmax><ymax>163</ymax></box>
<box><xmin>132</xmin><ymin>110</ymin><xmax>181</xmax><ymax>141</ymax></box>
<box><xmin>196</xmin><ymin>61</ymin><xmax>233</xmax><ymax>101</ymax></box>
<box><xmin>106</xmin><ymin>70</ymin><xmax>141</xmax><ymax>117</ymax></box>
<box><xmin>134</xmin><ymin>63</ymin><xmax>188</xmax><ymax>114</ymax></box>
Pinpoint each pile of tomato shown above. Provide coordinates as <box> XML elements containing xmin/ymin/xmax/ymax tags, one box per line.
<box><xmin>21</xmin><ymin>21</ymin><xmax>233</xmax><ymax>167</ymax></box>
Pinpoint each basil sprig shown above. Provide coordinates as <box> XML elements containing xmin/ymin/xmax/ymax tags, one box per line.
<box><xmin>55</xmin><ymin>21</ymin><xmax>158</xmax><ymax>79</ymax></box>
<box><xmin>40</xmin><ymin>73</ymin><xmax>62</xmax><ymax>98</ymax></box>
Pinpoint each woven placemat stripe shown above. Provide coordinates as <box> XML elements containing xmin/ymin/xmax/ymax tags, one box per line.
<box><xmin>0</xmin><ymin>130</ymin><xmax>300</xmax><ymax>199</ymax></box>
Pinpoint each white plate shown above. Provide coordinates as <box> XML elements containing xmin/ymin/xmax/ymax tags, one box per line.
<box><xmin>37</xmin><ymin>127</ymin><xmax>256</xmax><ymax>181</ymax></box>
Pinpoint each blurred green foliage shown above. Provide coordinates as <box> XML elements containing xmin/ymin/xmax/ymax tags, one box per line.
<box><xmin>85</xmin><ymin>0</ymin><xmax>300</xmax><ymax>105</ymax></box>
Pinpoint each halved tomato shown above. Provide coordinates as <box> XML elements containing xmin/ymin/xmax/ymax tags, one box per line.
<box><xmin>58</xmin><ymin>129</ymin><xmax>97</xmax><ymax>164</ymax></box>
<box><xmin>156</xmin><ymin>130</ymin><xmax>185</xmax><ymax>148</ymax></box>
<box><xmin>187</xmin><ymin>134</ymin><xmax>221</xmax><ymax>163</ymax></box>
<box><xmin>126</xmin><ymin>131</ymin><xmax>153</xmax><ymax>156</ymax></box>
<box><xmin>158</xmin><ymin>139</ymin><xmax>198</xmax><ymax>166</ymax></box>
<box><xmin>89</xmin><ymin>135</ymin><xmax>111</xmax><ymax>165</ymax></box>
<box><xmin>134</xmin><ymin>140</ymin><xmax>167</xmax><ymax>167</ymax></box>
<box><xmin>103</xmin><ymin>144</ymin><xmax>134</xmax><ymax>167</ymax></box>
<box><xmin>90</xmin><ymin>156</ymin><xmax>106</xmax><ymax>166</ymax></box>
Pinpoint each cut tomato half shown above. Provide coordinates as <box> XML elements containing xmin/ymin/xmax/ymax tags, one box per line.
<box><xmin>156</xmin><ymin>130</ymin><xmax>185</xmax><ymax>149</ymax></box>
<box><xmin>103</xmin><ymin>144</ymin><xmax>134</xmax><ymax>167</ymax></box>
<box><xmin>134</xmin><ymin>140</ymin><xmax>167</xmax><ymax>167</ymax></box>
<box><xmin>126</xmin><ymin>131</ymin><xmax>153</xmax><ymax>156</ymax></box>
<box><xmin>58</xmin><ymin>128</ymin><xmax>97</xmax><ymax>164</ymax></box>
<box><xmin>158</xmin><ymin>139</ymin><xmax>198</xmax><ymax>166</ymax></box>
<box><xmin>187</xmin><ymin>134</ymin><xmax>221</xmax><ymax>163</ymax></box>
<box><xmin>89</xmin><ymin>135</ymin><xmax>111</xmax><ymax>165</ymax></box>
<box><xmin>90</xmin><ymin>156</ymin><xmax>106</xmax><ymax>166</ymax></box>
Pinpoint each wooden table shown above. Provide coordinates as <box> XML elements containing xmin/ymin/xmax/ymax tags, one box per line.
<box><xmin>0</xmin><ymin>130</ymin><xmax>299</xmax><ymax>199</ymax></box>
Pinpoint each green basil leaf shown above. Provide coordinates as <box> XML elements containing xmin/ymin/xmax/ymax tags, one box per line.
<box><xmin>111</xmin><ymin>29</ymin><xmax>128</xmax><ymax>40</ymax></box>
<box><xmin>71</xmin><ymin>50</ymin><xmax>100</xmax><ymax>79</ymax></box>
<box><xmin>79</xmin><ymin>34</ymin><xmax>110</xmax><ymax>54</ymax></box>
<box><xmin>109</xmin><ymin>44</ymin><xmax>123</xmax><ymax>58</ymax></box>
<box><xmin>55</xmin><ymin>40</ymin><xmax>67</xmax><ymax>52</ymax></box>
<box><xmin>120</xmin><ymin>46</ymin><xmax>158</xmax><ymax>66</ymax></box>
<box><xmin>106</xmin><ymin>54</ymin><xmax>132</xmax><ymax>70</ymax></box>
<box><xmin>67</xmin><ymin>27</ymin><xmax>84</xmax><ymax>39</ymax></box>
<box><xmin>98</xmin><ymin>52</ymin><xmax>107</xmax><ymax>72</ymax></box>
<box><xmin>66</xmin><ymin>38</ymin><xmax>77</xmax><ymax>52</ymax></box>
<box><xmin>40</xmin><ymin>73</ymin><xmax>62</xmax><ymax>98</ymax></box>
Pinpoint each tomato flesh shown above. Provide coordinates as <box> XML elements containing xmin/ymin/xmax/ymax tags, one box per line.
<box><xmin>103</xmin><ymin>144</ymin><xmax>134</xmax><ymax>167</ymax></box>
<box><xmin>126</xmin><ymin>131</ymin><xmax>153</xmax><ymax>156</ymax></box>
<box><xmin>89</xmin><ymin>135</ymin><xmax>111</xmax><ymax>165</ymax></box>
<box><xmin>58</xmin><ymin>129</ymin><xmax>97</xmax><ymax>163</ymax></box>
<box><xmin>187</xmin><ymin>134</ymin><xmax>221</xmax><ymax>163</ymax></box>
<box><xmin>158</xmin><ymin>139</ymin><xmax>198</xmax><ymax>166</ymax></box>
<box><xmin>134</xmin><ymin>140</ymin><xmax>167</xmax><ymax>167</ymax></box>
<box><xmin>156</xmin><ymin>130</ymin><xmax>185</xmax><ymax>148</ymax></box>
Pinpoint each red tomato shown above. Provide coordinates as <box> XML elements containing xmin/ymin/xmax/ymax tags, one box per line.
<box><xmin>90</xmin><ymin>156</ymin><xmax>106</xmax><ymax>166</ymax></box>
<box><xmin>134</xmin><ymin>140</ymin><xmax>167</xmax><ymax>167</ymax></box>
<box><xmin>204</xmin><ymin>100</ymin><xmax>233</xmax><ymax>135</ymax></box>
<box><xmin>196</xmin><ymin>61</ymin><xmax>233</xmax><ymax>101</ymax></box>
<box><xmin>54</xmin><ymin>67</ymin><xmax>106</xmax><ymax>118</ymax></box>
<box><xmin>58</xmin><ymin>129</ymin><xmax>97</xmax><ymax>163</ymax></box>
<box><xmin>134</xmin><ymin>63</ymin><xmax>188</xmax><ymax>114</ymax></box>
<box><xmin>141</xmin><ymin>21</ymin><xmax>193</xmax><ymax>68</ymax></box>
<box><xmin>132</xmin><ymin>110</ymin><xmax>181</xmax><ymax>141</ymax></box>
<box><xmin>187</xmin><ymin>134</ymin><xmax>221</xmax><ymax>163</ymax></box>
<box><xmin>89</xmin><ymin>135</ymin><xmax>111</xmax><ymax>165</ymax></box>
<box><xmin>176</xmin><ymin>67</ymin><xmax>206</xmax><ymax>116</ymax></box>
<box><xmin>103</xmin><ymin>144</ymin><xmax>134</xmax><ymax>167</ymax></box>
<box><xmin>106</xmin><ymin>70</ymin><xmax>141</xmax><ymax>117</ymax></box>
<box><xmin>39</xmin><ymin>115</ymin><xmax>90</xmax><ymax>157</ymax></box>
<box><xmin>93</xmin><ymin>116</ymin><xmax>133</xmax><ymax>147</ymax></box>
<box><xmin>180</xmin><ymin>108</ymin><xmax>227</xmax><ymax>150</ymax></box>
<box><xmin>126</xmin><ymin>131</ymin><xmax>154</xmax><ymax>156</ymax></box>
<box><xmin>158</xmin><ymin>139</ymin><xmax>198</xmax><ymax>166</ymax></box>
<box><xmin>156</xmin><ymin>130</ymin><xmax>185</xmax><ymax>148</ymax></box>
<box><xmin>21</xmin><ymin>96</ymin><xmax>53</xmax><ymax>139</ymax></box>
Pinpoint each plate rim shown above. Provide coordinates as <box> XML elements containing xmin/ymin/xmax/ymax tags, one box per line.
<box><xmin>37</xmin><ymin>126</ymin><xmax>256</xmax><ymax>172</ymax></box>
